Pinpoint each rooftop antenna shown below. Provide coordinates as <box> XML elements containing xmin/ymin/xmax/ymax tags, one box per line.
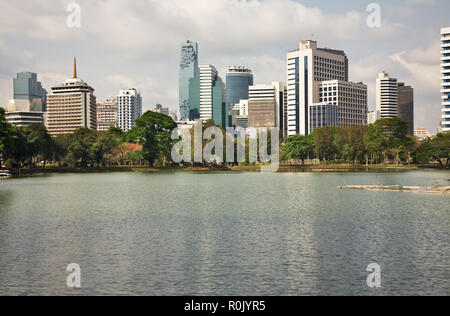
<box><xmin>73</xmin><ymin>57</ymin><xmax>77</xmax><ymax>79</ymax></box>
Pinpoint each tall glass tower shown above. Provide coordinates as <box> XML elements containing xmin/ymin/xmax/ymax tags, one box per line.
<box><xmin>179</xmin><ymin>41</ymin><xmax>198</xmax><ymax>121</ymax></box>
<box><xmin>13</xmin><ymin>72</ymin><xmax>47</xmax><ymax>112</ymax></box>
<box><xmin>225</xmin><ymin>66</ymin><xmax>253</xmax><ymax>112</ymax></box>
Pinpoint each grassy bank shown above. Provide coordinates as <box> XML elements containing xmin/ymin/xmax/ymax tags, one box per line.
<box><xmin>6</xmin><ymin>163</ymin><xmax>448</xmax><ymax>175</ymax></box>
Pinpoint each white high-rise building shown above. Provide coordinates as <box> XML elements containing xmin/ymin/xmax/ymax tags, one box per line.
<box><xmin>46</xmin><ymin>58</ymin><xmax>97</xmax><ymax>135</ymax></box>
<box><xmin>287</xmin><ymin>40</ymin><xmax>348</xmax><ymax>136</ymax></box>
<box><xmin>441</xmin><ymin>27</ymin><xmax>450</xmax><ymax>132</ymax></box>
<box><xmin>376</xmin><ymin>72</ymin><xmax>398</xmax><ymax>119</ymax></box>
<box><xmin>199</xmin><ymin>64</ymin><xmax>218</xmax><ymax>120</ymax></box>
<box><xmin>319</xmin><ymin>80</ymin><xmax>367</xmax><ymax>127</ymax></box>
<box><xmin>117</xmin><ymin>89</ymin><xmax>142</xmax><ymax>132</ymax></box>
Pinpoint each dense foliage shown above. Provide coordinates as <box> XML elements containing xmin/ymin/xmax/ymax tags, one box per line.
<box><xmin>0</xmin><ymin>110</ymin><xmax>177</xmax><ymax>168</ymax></box>
<box><xmin>0</xmin><ymin>109</ymin><xmax>448</xmax><ymax>168</ymax></box>
<box><xmin>281</xmin><ymin>118</ymin><xmax>449</xmax><ymax>166</ymax></box>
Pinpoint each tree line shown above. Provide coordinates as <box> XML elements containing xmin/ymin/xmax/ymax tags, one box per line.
<box><xmin>1</xmin><ymin>107</ymin><xmax>449</xmax><ymax>168</ymax></box>
<box><xmin>0</xmin><ymin>108</ymin><xmax>176</xmax><ymax>168</ymax></box>
<box><xmin>281</xmin><ymin>117</ymin><xmax>449</xmax><ymax>167</ymax></box>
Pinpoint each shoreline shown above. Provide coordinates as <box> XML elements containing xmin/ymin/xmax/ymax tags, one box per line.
<box><xmin>4</xmin><ymin>164</ymin><xmax>449</xmax><ymax>175</ymax></box>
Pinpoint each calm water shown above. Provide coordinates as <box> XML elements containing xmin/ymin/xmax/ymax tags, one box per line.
<box><xmin>0</xmin><ymin>171</ymin><xmax>448</xmax><ymax>296</ymax></box>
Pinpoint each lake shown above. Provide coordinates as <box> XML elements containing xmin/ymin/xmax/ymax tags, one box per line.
<box><xmin>0</xmin><ymin>170</ymin><xmax>448</xmax><ymax>296</ymax></box>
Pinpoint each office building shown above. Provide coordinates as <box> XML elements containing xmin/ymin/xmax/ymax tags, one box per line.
<box><xmin>414</xmin><ymin>128</ymin><xmax>433</xmax><ymax>140</ymax></box>
<box><xmin>319</xmin><ymin>80</ymin><xmax>367</xmax><ymax>127</ymax></box>
<box><xmin>117</xmin><ymin>89</ymin><xmax>142</xmax><ymax>132</ymax></box>
<box><xmin>309</xmin><ymin>103</ymin><xmax>338</xmax><ymax>133</ymax></box>
<box><xmin>191</xmin><ymin>64</ymin><xmax>225</xmax><ymax>127</ymax></box>
<box><xmin>96</xmin><ymin>98</ymin><xmax>117</xmax><ymax>131</ymax></box>
<box><xmin>152</xmin><ymin>104</ymin><xmax>170</xmax><ymax>116</ymax></box>
<box><xmin>375</xmin><ymin>72</ymin><xmax>414</xmax><ymax>134</ymax></box>
<box><xmin>398</xmin><ymin>83</ymin><xmax>414</xmax><ymax>135</ymax></box>
<box><xmin>230</xmin><ymin>100</ymin><xmax>249</xmax><ymax>128</ymax></box>
<box><xmin>441</xmin><ymin>27</ymin><xmax>450</xmax><ymax>132</ymax></box>
<box><xmin>287</xmin><ymin>40</ymin><xmax>349</xmax><ymax>136</ymax></box>
<box><xmin>5</xmin><ymin>99</ymin><xmax>44</xmax><ymax>126</ymax></box>
<box><xmin>179</xmin><ymin>41</ymin><xmax>199</xmax><ymax>121</ymax></box>
<box><xmin>248</xmin><ymin>82</ymin><xmax>287</xmax><ymax>134</ymax></box>
<box><xmin>376</xmin><ymin>72</ymin><xmax>398</xmax><ymax>119</ymax></box>
<box><xmin>225</xmin><ymin>66</ymin><xmax>253</xmax><ymax>113</ymax></box>
<box><xmin>13</xmin><ymin>72</ymin><xmax>47</xmax><ymax>112</ymax></box>
<box><xmin>367</xmin><ymin>110</ymin><xmax>377</xmax><ymax>125</ymax></box>
<box><xmin>46</xmin><ymin>58</ymin><xmax>97</xmax><ymax>135</ymax></box>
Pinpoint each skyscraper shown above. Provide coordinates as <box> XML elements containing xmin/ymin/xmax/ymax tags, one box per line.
<box><xmin>117</xmin><ymin>89</ymin><xmax>142</xmax><ymax>132</ymax></box>
<box><xmin>46</xmin><ymin>58</ymin><xmax>97</xmax><ymax>135</ymax></box>
<box><xmin>179</xmin><ymin>41</ymin><xmax>199</xmax><ymax>121</ymax></box>
<box><xmin>13</xmin><ymin>72</ymin><xmax>47</xmax><ymax>112</ymax></box>
<box><xmin>225</xmin><ymin>66</ymin><xmax>253</xmax><ymax>113</ymax></box>
<box><xmin>441</xmin><ymin>27</ymin><xmax>450</xmax><ymax>132</ymax></box>
<box><xmin>376</xmin><ymin>72</ymin><xmax>414</xmax><ymax>134</ymax></box>
<box><xmin>5</xmin><ymin>72</ymin><xmax>47</xmax><ymax>126</ymax></box>
<box><xmin>398</xmin><ymin>83</ymin><xmax>414</xmax><ymax>135</ymax></box>
<box><xmin>287</xmin><ymin>40</ymin><xmax>349</xmax><ymax>136</ymax></box>
<box><xmin>376</xmin><ymin>72</ymin><xmax>398</xmax><ymax>119</ymax></box>
<box><xmin>193</xmin><ymin>64</ymin><xmax>226</xmax><ymax>128</ymax></box>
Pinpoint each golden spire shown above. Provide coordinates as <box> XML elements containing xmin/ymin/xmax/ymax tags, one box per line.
<box><xmin>73</xmin><ymin>56</ymin><xmax>77</xmax><ymax>79</ymax></box>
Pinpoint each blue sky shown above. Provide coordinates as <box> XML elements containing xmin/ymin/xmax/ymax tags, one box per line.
<box><xmin>0</xmin><ymin>0</ymin><xmax>448</xmax><ymax>132</ymax></box>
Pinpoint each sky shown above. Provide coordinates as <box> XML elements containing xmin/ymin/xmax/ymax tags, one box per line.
<box><xmin>0</xmin><ymin>0</ymin><xmax>448</xmax><ymax>132</ymax></box>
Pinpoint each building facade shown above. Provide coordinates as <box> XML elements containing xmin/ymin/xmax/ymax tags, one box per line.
<box><xmin>309</xmin><ymin>103</ymin><xmax>338</xmax><ymax>133</ymax></box>
<box><xmin>13</xmin><ymin>72</ymin><xmax>47</xmax><ymax>112</ymax></box>
<box><xmin>193</xmin><ymin>64</ymin><xmax>226</xmax><ymax>127</ymax></box>
<box><xmin>367</xmin><ymin>110</ymin><xmax>377</xmax><ymax>125</ymax></box>
<box><xmin>225</xmin><ymin>66</ymin><xmax>253</xmax><ymax>114</ymax></box>
<box><xmin>248</xmin><ymin>82</ymin><xmax>287</xmax><ymax>134</ymax></box>
<box><xmin>287</xmin><ymin>40</ymin><xmax>349</xmax><ymax>136</ymax></box>
<box><xmin>117</xmin><ymin>89</ymin><xmax>142</xmax><ymax>132</ymax></box>
<box><xmin>414</xmin><ymin>128</ymin><xmax>434</xmax><ymax>140</ymax></box>
<box><xmin>96</xmin><ymin>98</ymin><xmax>118</xmax><ymax>131</ymax></box>
<box><xmin>230</xmin><ymin>100</ymin><xmax>249</xmax><ymax>128</ymax></box>
<box><xmin>441</xmin><ymin>27</ymin><xmax>450</xmax><ymax>132</ymax></box>
<box><xmin>376</xmin><ymin>72</ymin><xmax>398</xmax><ymax>119</ymax></box>
<box><xmin>46</xmin><ymin>59</ymin><xmax>97</xmax><ymax>135</ymax></box>
<box><xmin>5</xmin><ymin>111</ymin><xmax>44</xmax><ymax>127</ymax></box>
<box><xmin>319</xmin><ymin>80</ymin><xmax>367</xmax><ymax>128</ymax></box>
<box><xmin>152</xmin><ymin>104</ymin><xmax>170</xmax><ymax>116</ymax></box>
<box><xmin>179</xmin><ymin>41</ymin><xmax>199</xmax><ymax>121</ymax></box>
<box><xmin>398</xmin><ymin>83</ymin><xmax>414</xmax><ymax>135</ymax></box>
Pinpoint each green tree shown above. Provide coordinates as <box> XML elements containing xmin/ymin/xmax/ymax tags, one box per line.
<box><xmin>91</xmin><ymin>131</ymin><xmax>118</xmax><ymax>166</ymax></box>
<box><xmin>365</xmin><ymin>118</ymin><xmax>410</xmax><ymax>164</ymax></box>
<box><xmin>281</xmin><ymin>134</ymin><xmax>315</xmax><ymax>164</ymax></box>
<box><xmin>22</xmin><ymin>124</ymin><xmax>54</xmax><ymax>168</ymax></box>
<box><xmin>125</xmin><ymin>111</ymin><xmax>177</xmax><ymax>166</ymax></box>
<box><xmin>67</xmin><ymin>128</ymin><xmax>97</xmax><ymax>167</ymax></box>
<box><xmin>429</xmin><ymin>132</ymin><xmax>450</xmax><ymax>167</ymax></box>
<box><xmin>313</xmin><ymin>126</ymin><xmax>337</xmax><ymax>162</ymax></box>
<box><xmin>0</xmin><ymin>108</ymin><xmax>14</xmax><ymax>165</ymax></box>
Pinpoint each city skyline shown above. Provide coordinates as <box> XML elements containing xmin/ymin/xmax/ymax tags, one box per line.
<box><xmin>0</xmin><ymin>0</ymin><xmax>449</xmax><ymax>132</ymax></box>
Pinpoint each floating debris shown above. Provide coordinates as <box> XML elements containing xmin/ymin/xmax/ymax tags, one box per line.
<box><xmin>338</xmin><ymin>185</ymin><xmax>450</xmax><ymax>194</ymax></box>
